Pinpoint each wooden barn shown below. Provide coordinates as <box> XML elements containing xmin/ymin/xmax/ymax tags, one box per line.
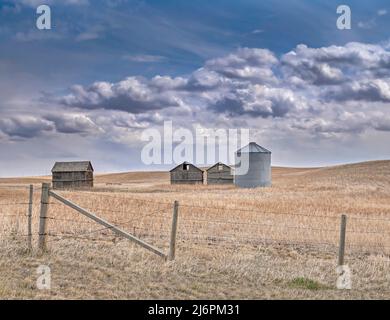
<box><xmin>51</xmin><ymin>161</ymin><xmax>94</xmax><ymax>189</ymax></box>
<box><xmin>206</xmin><ymin>162</ymin><xmax>233</xmax><ymax>185</ymax></box>
<box><xmin>170</xmin><ymin>162</ymin><xmax>204</xmax><ymax>185</ymax></box>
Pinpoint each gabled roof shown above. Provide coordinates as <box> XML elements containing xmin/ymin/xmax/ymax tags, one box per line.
<box><xmin>169</xmin><ymin>162</ymin><xmax>203</xmax><ymax>172</ymax></box>
<box><xmin>206</xmin><ymin>162</ymin><xmax>232</xmax><ymax>172</ymax></box>
<box><xmin>236</xmin><ymin>142</ymin><xmax>271</xmax><ymax>154</ymax></box>
<box><xmin>52</xmin><ymin>161</ymin><xmax>94</xmax><ymax>173</ymax></box>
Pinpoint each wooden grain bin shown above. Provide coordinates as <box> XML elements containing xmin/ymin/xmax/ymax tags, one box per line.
<box><xmin>170</xmin><ymin>162</ymin><xmax>204</xmax><ymax>185</ymax></box>
<box><xmin>52</xmin><ymin>161</ymin><xmax>94</xmax><ymax>189</ymax></box>
<box><xmin>206</xmin><ymin>162</ymin><xmax>233</xmax><ymax>185</ymax></box>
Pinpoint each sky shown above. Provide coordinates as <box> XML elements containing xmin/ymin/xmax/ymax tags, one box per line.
<box><xmin>1</xmin><ymin>0</ymin><xmax>390</xmax><ymax>176</ymax></box>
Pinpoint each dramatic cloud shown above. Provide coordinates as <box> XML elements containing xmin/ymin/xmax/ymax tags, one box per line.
<box><xmin>50</xmin><ymin>42</ymin><xmax>390</xmax><ymax>135</ymax></box>
<box><xmin>0</xmin><ymin>116</ymin><xmax>54</xmax><ymax>139</ymax></box>
<box><xmin>59</xmin><ymin>77</ymin><xmax>186</xmax><ymax>113</ymax></box>
<box><xmin>204</xmin><ymin>48</ymin><xmax>278</xmax><ymax>83</ymax></box>
<box><xmin>210</xmin><ymin>85</ymin><xmax>306</xmax><ymax>118</ymax></box>
<box><xmin>328</xmin><ymin>79</ymin><xmax>390</xmax><ymax>102</ymax></box>
<box><xmin>287</xmin><ymin>110</ymin><xmax>390</xmax><ymax>138</ymax></box>
<box><xmin>43</xmin><ymin>113</ymin><xmax>102</xmax><ymax>135</ymax></box>
<box><xmin>281</xmin><ymin>43</ymin><xmax>390</xmax><ymax>85</ymax></box>
<box><xmin>3</xmin><ymin>41</ymin><xmax>390</xmax><ymax>144</ymax></box>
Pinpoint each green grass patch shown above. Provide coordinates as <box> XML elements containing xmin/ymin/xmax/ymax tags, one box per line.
<box><xmin>287</xmin><ymin>277</ymin><xmax>330</xmax><ymax>290</ymax></box>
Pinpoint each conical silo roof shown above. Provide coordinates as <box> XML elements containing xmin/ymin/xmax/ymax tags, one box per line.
<box><xmin>236</xmin><ymin>142</ymin><xmax>271</xmax><ymax>154</ymax></box>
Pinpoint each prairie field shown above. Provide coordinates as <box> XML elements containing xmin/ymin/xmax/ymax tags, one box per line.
<box><xmin>1</xmin><ymin>160</ymin><xmax>390</xmax><ymax>299</ymax></box>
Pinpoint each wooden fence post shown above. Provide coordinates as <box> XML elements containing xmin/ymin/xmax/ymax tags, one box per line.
<box><xmin>338</xmin><ymin>214</ymin><xmax>347</xmax><ymax>266</ymax></box>
<box><xmin>38</xmin><ymin>183</ymin><xmax>50</xmax><ymax>251</ymax></box>
<box><xmin>168</xmin><ymin>201</ymin><xmax>179</xmax><ymax>261</ymax></box>
<box><xmin>27</xmin><ymin>184</ymin><xmax>33</xmax><ymax>250</ymax></box>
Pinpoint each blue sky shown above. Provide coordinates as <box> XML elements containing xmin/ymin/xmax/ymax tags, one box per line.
<box><xmin>1</xmin><ymin>0</ymin><xmax>390</xmax><ymax>176</ymax></box>
<box><xmin>2</xmin><ymin>0</ymin><xmax>389</xmax><ymax>83</ymax></box>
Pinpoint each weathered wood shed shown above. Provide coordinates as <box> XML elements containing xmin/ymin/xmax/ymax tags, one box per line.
<box><xmin>51</xmin><ymin>161</ymin><xmax>94</xmax><ymax>189</ymax></box>
<box><xmin>170</xmin><ymin>162</ymin><xmax>204</xmax><ymax>185</ymax></box>
<box><xmin>206</xmin><ymin>162</ymin><xmax>233</xmax><ymax>185</ymax></box>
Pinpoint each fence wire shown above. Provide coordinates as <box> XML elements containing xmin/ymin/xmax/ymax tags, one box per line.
<box><xmin>3</xmin><ymin>184</ymin><xmax>390</xmax><ymax>296</ymax></box>
<box><xmin>1</xmin><ymin>186</ymin><xmax>390</xmax><ymax>258</ymax></box>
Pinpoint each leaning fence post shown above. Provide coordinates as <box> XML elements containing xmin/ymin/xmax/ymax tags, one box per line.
<box><xmin>27</xmin><ymin>185</ymin><xmax>33</xmax><ymax>250</ymax></box>
<box><xmin>168</xmin><ymin>201</ymin><xmax>179</xmax><ymax>261</ymax></box>
<box><xmin>38</xmin><ymin>183</ymin><xmax>50</xmax><ymax>251</ymax></box>
<box><xmin>338</xmin><ymin>214</ymin><xmax>347</xmax><ymax>266</ymax></box>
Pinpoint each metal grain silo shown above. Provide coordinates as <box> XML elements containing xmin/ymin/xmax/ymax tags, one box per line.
<box><xmin>234</xmin><ymin>142</ymin><xmax>271</xmax><ymax>188</ymax></box>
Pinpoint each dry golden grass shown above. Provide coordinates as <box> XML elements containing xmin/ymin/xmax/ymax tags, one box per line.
<box><xmin>1</xmin><ymin>160</ymin><xmax>390</xmax><ymax>299</ymax></box>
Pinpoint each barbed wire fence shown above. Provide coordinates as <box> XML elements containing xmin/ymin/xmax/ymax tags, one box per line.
<box><xmin>0</xmin><ymin>184</ymin><xmax>35</xmax><ymax>248</ymax></box>
<box><xmin>2</xmin><ymin>183</ymin><xmax>390</xmax><ymax>281</ymax></box>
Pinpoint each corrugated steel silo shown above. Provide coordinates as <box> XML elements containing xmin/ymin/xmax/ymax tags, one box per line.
<box><xmin>234</xmin><ymin>142</ymin><xmax>271</xmax><ymax>188</ymax></box>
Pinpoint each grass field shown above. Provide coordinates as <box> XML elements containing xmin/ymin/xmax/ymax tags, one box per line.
<box><xmin>1</xmin><ymin>160</ymin><xmax>390</xmax><ymax>299</ymax></box>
